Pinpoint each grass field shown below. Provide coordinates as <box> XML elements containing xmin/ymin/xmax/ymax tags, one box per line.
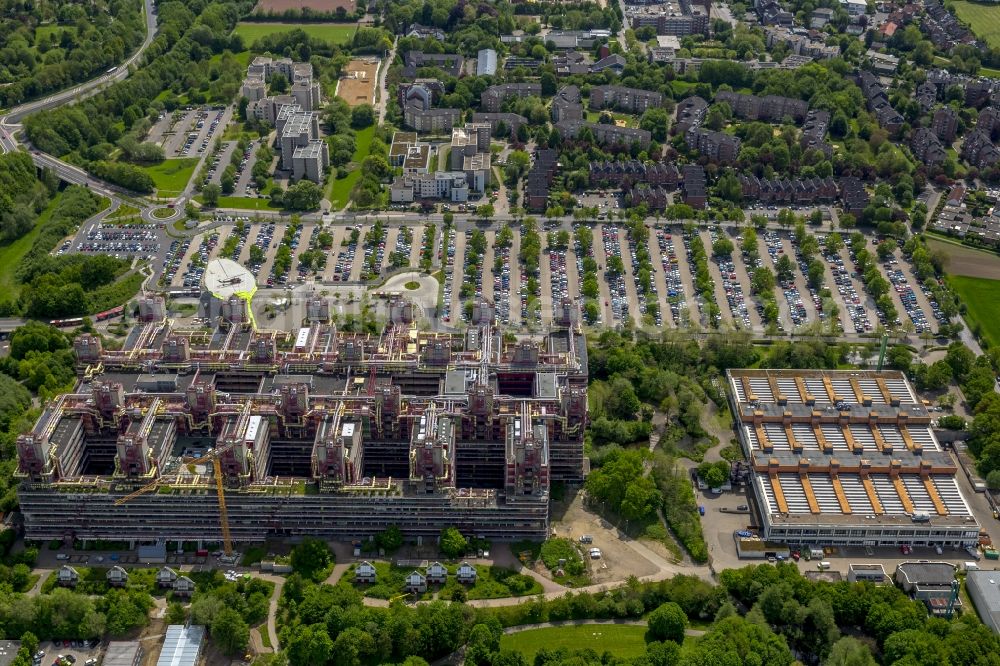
<box><xmin>106</xmin><ymin>204</ymin><xmax>141</xmax><ymax>221</ymax></box>
<box><xmin>500</xmin><ymin>625</ymin><xmax>648</xmax><ymax>661</ymax></box>
<box><xmin>0</xmin><ymin>193</ymin><xmax>63</xmax><ymax>301</ymax></box>
<box><xmin>232</xmin><ymin>22</ymin><xmax>356</xmax><ymax>45</ymax></box>
<box><xmin>328</xmin><ymin>125</ymin><xmax>375</xmax><ymax>209</ymax></box>
<box><xmin>140</xmin><ymin>158</ymin><xmax>200</xmax><ymax>197</ymax></box>
<box><xmin>947</xmin><ymin>275</ymin><xmax>1000</xmax><ymax>347</ymax></box>
<box><xmin>195</xmin><ymin>194</ymin><xmax>282</xmax><ymax>211</ymax></box>
<box><xmin>925</xmin><ymin>235</ymin><xmax>1000</xmax><ymax>279</ymax></box>
<box><xmin>950</xmin><ymin>1</ymin><xmax>1000</xmax><ymax>48</ymax></box>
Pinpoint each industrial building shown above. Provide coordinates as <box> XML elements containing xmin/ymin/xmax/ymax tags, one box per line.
<box><xmin>726</xmin><ymin>369</ymin><xmax>980</xmax><ymax>548</ymax></box>
<box><xmin>16</xmin><ymin>295</ymin><xmax>588</xmax><ymax>544</ymax></box>
<box><xmin>966</xmin><ymin>570</ymin><xmax>1000</xmax><ymax>633</ymax></box>
<box><xmin>157</xmin><ymin>625</ymin><xmax>204</xmax><ymax>666</ymax></box>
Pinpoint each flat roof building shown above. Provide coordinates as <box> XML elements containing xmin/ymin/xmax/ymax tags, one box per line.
<box><xmin>967</xmin><ymin>570</ymin><xmax>1000</xmax><ymax>633</ymax></box>
<box><xmin>16</xmin><ymin>300</ymin><xmax>587</xmax><ymax>542</ymax></box>
<box><xmin>103</xmin><ymin>641</ymin><xmax>143</xmax><ymax>666</ymax></box>
<box><xmin>477</xmin><ymin>49</ymin><xmax>497</xmax><ymax>76</ymax></box>
<box><xmin>727</xmin><ymin>369</ymin><xmax>980</xmax><ymax>548</ymax></box>
<box><xmin>156</xmin><ymin>625</ymin><xmax>204</xmax><ymax>666</ymax></box>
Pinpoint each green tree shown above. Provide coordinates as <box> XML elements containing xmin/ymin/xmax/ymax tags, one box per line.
<box><xmin>824</xmin><ymin>637</ymin><xmax>876</xmax><ymax>666</ymax></box>
<box><xmin>350</xmin><ymin>104</ymin><xmax>375</xmax><ymax>129</ymax></box>
<box><xmin>202</xmin><ymin>183</ymin><xmax>221</xmax><ymax>207</ymax></box>
<box><xmin>712</xmin><ymin>237</ymin><xmax>734</xmax><ymax>257</ymax></box>
<box><xmin>210</xmin><ymin>608</ymin><xmax>249</xmax><ymax>656</ymax></box>
<box><xmin>376</xmin><ymin>525</ymin><xmax>404</xmax><ymax>553</ymax></box>
<box><xmin>647</xmin><ymin>601</ymin><xmax>687</xmax><ymax>643</ymax></box>
<box><xmin>440</xmin><ymin>527</ymin><xmax>468</xmax><ymax>558</ymax></box>
<box><xmin>290</xmin><ymin>538</ymin><xmax>333</xmax><ymax>580</ymax></box>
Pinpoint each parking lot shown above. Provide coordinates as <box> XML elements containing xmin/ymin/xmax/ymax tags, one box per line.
<box><xmin>148</xmin><ymin>106</ymin><xmax>228</xmax><ymax>158</ymax></box>
<box><xmin>134</xmin><ymin>220</ymin><xmax>942</xmax><ymax>338</ymax></box>
<box><xmin>34</xmin><ymin>640</ymin><xmax>101</xmax><ymax>666</ymax></box>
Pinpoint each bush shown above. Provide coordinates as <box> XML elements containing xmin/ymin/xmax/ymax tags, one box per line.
<box><xmin>540</xmin><ymin>538</ymin><xmax>584</xmax><ymax>575</ymax></box>
<box><xmin>653</xmin><ymin>456</ymin><xmax>709</xmax><ymax>563</ymax></box>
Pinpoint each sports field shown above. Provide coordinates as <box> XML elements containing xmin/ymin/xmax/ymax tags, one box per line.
<box><xmin>499</xmin><ymin>624</ymin><xmax>648</xmax><ymax>661</ymax></box>
<box><xmin>140</xmin><ymin>158</ymin><xmax>200</xmax><ymax>197</ymax></box>
<box><xmin>950</xmin><ymin>1</ymin><xmax>1000</xmax><ymax>48</ymax></box>
<box><xmin>947</xmin><ymin>275</ymin><xmax>1000</xmax><ymax>348</ymax></box>
<box><xmin>232</xmin><ymin>22</ymin><xmax>356</xmax><ymax>45</ymax></box>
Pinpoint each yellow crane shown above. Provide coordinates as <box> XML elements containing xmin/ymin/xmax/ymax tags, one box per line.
<box><xmin>389</xmin><ymin>592</ymin><xmax>411</xmax><ymax>604</ymax></box>
<box><xmin>114</xmin><ymin>442</ymin><xmax>238</xmax><ymax>556</ymax></box>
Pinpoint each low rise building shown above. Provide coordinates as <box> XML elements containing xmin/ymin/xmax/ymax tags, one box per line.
<box><xmin>591</xmin><ymin>85</ymin><xmax>663</xmax><ymax>113</ymax></box>
<box><xmin>966</xmin><ymin>570</ymin><xmax>1000</xmax><ymax>633</ymax></box>
<box><xmin>471</xmin><ymin>112</ymin><xmax>527</xmax><ymax>137</ymax></box>
<box><xmin>403</xmin><ymin>51</ymin><xmax>465</xmax><ymax>78</ymax></box>
<box><xmin>551</xmin><ymin>85</ymin><xmax>584</xmax><ymax>122</ymax></box>
<box><xmin>555</xmin><ymin>119</ymin><xmax>652</xmax><ymax>148</ymax></box>
<box><xmin>481</xmin><ymin>83</ymin><xmax>542</xmax><ymax>113</ymax></box>
<box><xmin>848</xmin><ymin>563</ymin><xmax>887</xmax><ymax>583</ymax></box>
<box><xmin>390</xmin><ymin>172</ymin><xmax>471</xmax><ymax>203</ymax></box>
<box><xmin>526</xmin><ymin>149</ymin><xmax>559</xmax><ymax>211</ymax></box>
<box><xmin>389</xmin><ymin>132</ymin><xmax>432</xmax><ymax>173</ymax></box>
<box><xmin>681</xmin><ymin>164</ymin><xmax>707</xmax><ymax>209</ymax></box>
<box><xmin>715</xmin><ymin>91</ymin><xmax>808</xmax><ymax>123</ymax></box>
<box><xmin>477</xmin><ymin>49</ymin><xmax>497</xmax><ymax>76</ymax></box>
<box><xmin>104</xmin><ymin>641</ymin><xmax>143</xmax><ymax>666</ymax></box>
<box><xmin>156</xmin><ymin>625</ymin><xmax>205</xmax><ymax>666</ymax></box>
<box><xmin>685</xmin><ymin>127</ymin><xmax>741</xmax><ymax>163</ymax></box>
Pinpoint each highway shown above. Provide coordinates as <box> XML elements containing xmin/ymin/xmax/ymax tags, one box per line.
<box><xmin>0</xmin><ymin>0</ymin><xmax>159</xmax><ymax>192</ymax></box>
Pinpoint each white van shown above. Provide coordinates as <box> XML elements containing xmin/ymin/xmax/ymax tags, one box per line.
<box><xmin>817</xmin><ymin>561</ymin><xmax>831</xmax><ymax>570</ymax></box>
<box><xmin>55</xmin><ymin>553</ymin><xmax>69</xmax><ymax>561</ymax></box>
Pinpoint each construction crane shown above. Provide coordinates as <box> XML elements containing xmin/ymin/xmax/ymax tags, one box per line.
<box><xmin>114</xmin><ymin>441</ymin><xmax>240</xmax><ymax>556</ymax></box>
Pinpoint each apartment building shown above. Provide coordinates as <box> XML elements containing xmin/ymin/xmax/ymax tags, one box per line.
<box><xmin>590</xmin><ymin>85</ymin><xmax>664</xmax><ymax>114</ymax></box>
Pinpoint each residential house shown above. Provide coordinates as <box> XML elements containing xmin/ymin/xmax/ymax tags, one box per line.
<box><xmin>106</xmin><ymin>565</ymin><xmax>129</xmax><ymax>587</ymax></box>
<box><xmin>628</xmin><ymin>185</ymin><xmax>670</xmax><ymax>210</ymax></box>
<box><xmin>916</xmin><ymin>81</ymin><xmax>938</xmax><ymax>112</ymax></box>
<box><xmin>840</xmin><ymin>176</ymin><xmax>870</xmax><ymax>216</ymax></box>
<box><xmin>553</xmin><ymin>51</ymin><xmax>590</xmax><ymax>75</ymax></box>
<box><xmin>739</xmin><ymin>175</ymin><xmax>838</xmax><ymax>203</ymax></box>
<box><xmin>173</xmin><ymin>576</ymin><xmax>195</xmax><ymax>598</ymax></box>
<box><xmin>681</xmin><ymin>164</ymin><xmax>707</xmax><ymax>209</ymax></box>
<box><xmin>963</xmin><ymin>129</ymin><xmax>1000</xmax><ymax>168</ymax></box>
<box><xmin>858</xmin><ymin>71</ymin><xmax>903</xmax><ymax>133</ymax></box>
<box><xmin>674</xmin><ymin>96</ymin><xmax>708</xmax><ymax>134</ymax></box>
<box><xmin>403</xmin><ymin>51</ymin><xmax>465</xmax><ymax>78</ymax></box>
<box><xmin>978</xmin><ymin>106</ymin><xmax>1000</xmax><ymax>138</ymax></box>
<box><xmin>590</xmin><ymin>160</ymin><xmax>679</xmax><ymax>188</ymax></box>
<box><xmin>406</xmin><ymin>24</ymin><xmax>446</xmax><ymax>41</ymax></box>
<box><xmin>810</xmin><ymin>7</ymin><xmax>834</xmax><ymax>27</ymax></box>
<box><xmin>426</xmin><ymin>562</ymin><xmax>448</xmax><ymax>584</ymax></box>
<box><xmin>911</xmin><ymin>127</ymin><xmax>947</xmax><ymax>166</ymax></box>
<box><xmin>526</xmin><ymin>149</ymin><xmax>559</xmax><ymax>211</ymax></box>
<box><xmin>457</xmin><ymin>562</ymin><xmax>478</xmax><ymax>584</ymax></box>
<box><xmin>932</xmin><ymin>106</ymin><xmax>959</xmax><ymax>142</ymax></box>
<box><xmin>966</xmin><ymin>80</ymin><xmax>993</xmax><ymax>108</ymax></box>
<box><xmin>801</xmin><ymin>109</ymin><xmax>832</xmax><ymax>156</ymax></box>
<box><xmin>480</xmin><ymin>83</ymin><xmax>542</xmax><ymax>113</ymax></box>
<box><xmin>867</xmin><ymin>50</ymin><xmax>900</xmax><ymax>75</ymax></box>
<box><xmin>555</xmin><ymin>119</ymin><xmax>652</xmax><ymax>148</ymax></box>
<box><xmin>685</xmin><ymin>127</ymin><xmax>741</xmax><ymax>163</ymax></box>
<box><xmin>551</xmin><ymin>85</ymin><xmax>584</xmax><ymax>122</ymax></box>
<box><xmin>715</xmin><ymin>91</ymin><xmax>808</xmax><ymax>123</ymax></box>
<box><xmin>590</xmin><ymin>54</ymin><xmax>626</xmax><ymax>74</ymax></box>
<box><xmin>544</xmin><ymin>29</ymin><xmax>609</xmax><ymax>49</ymax></box>
<box><xmin>156</xmin><ymin>567</ymin><xmax>178</xmax><ymax>588</ymax></box>
<box><xmin>756</xmin><ymin>0</ymin><xmax>794</xmax><ymax>25</ymax></box>
<box><xmin>355</xmin><ymin>561</ymin><xmax>377</xmax><ymax>584</ymax></box>
<box><xmin>404</xmin><ymin>571</ymin><xmax>427</xmax><ymax>593</ymax></box>
<box><xmin>57</xmin><ymin>565</ymin><xmax>79</xmax><ymax>587</ymax></box>
<box><xmin>471</xmin><ymin>112</ymin><xmax>528</xmax><ymax>137</ymax></box>
<box><xmin>398</xmin><ymin>80</ymin><xmax>445</xmax><ymax>106</ymax></box>
<box><xmin>591</xmin><ymin>85</ymin><xmax>663</xmax><ymax>114</ymax></box>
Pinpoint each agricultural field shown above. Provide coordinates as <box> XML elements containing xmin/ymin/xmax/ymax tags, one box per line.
<box><xmin>140</xmin><ymin>158</ymin><xmax>200</xmax><ymax>197</ymax></box>
<box><xmin>232</xmin><ymin>22</ymin><xmax>357</xmax><ymax>45</ymax></box>
<box><xmin>253</xmin><ymin>0</ymin><xmax>355</xmax><ymax>12</ymax></box>
<box><xmin>950</xmin><ymin>1</ymin><xmax>1000</xmax><ymax>48</ymax></box>
<box><xmin>925</xmin><ymin>236</ymin><xmax>1000</xmax><ymax>279</ymax></box>
<box><xmin>946</xmin><ymin>275</ymin><xmax>1000</xmax><ymax>347</ymax></box>
<box><xmin>499</xmin><ymin>624</ymin><xmax>649</xmax><ymax>661</ymax></box>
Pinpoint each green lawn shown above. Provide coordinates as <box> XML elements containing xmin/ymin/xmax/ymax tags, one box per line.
<box><xmin>233</xmin><ymin>22</ymin><xmax>357</xmax><ymax>45</ymax></box>
<box><xmin>946</xmin><ymin>275</ymin><xmax>1000</xmax><ymax>348</ymax></box>
<box><xmin>140</xmin><ymin>158</ymin><xmax>200</xmax><ymax>197</ymax></box>
<box><xmin>106</xmin><ymin>204</ymin><xmax>142</xmax><ymax>221</ymax></box>
<box><xmin>951</xmin><ymin>1</ymin><xmax>1000</xmax><ymax>48</ymax></box>
<box><xmin>34</xmin><ymin>24</ymin><xmax>65</xmax><ymax>41</ymax></box>
<box><xmin>195</xmin><ymin>194</ymin><xmax>281</xmax><ymax>211</ymax></box>
<box><xmin>327</xmin><ymin>124</ymin><xmax>376</xmax><ymax>209</ymax></box>
<box><xmin>500</xmin><ymin>625</ymin><xmax>648</xmax><ymax>661</ymax></box>
<box><xmin>0</xmin><ymin>192</ymin><xmax>65</xmax><ymax>300</ymax></box>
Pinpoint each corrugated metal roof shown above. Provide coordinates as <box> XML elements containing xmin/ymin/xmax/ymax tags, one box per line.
<box><xmin>104</xmin><ymin>641</ymin><xmax>142</xmax><ymax>666</ymax></box>
<box><xmin>156</xmin><ymin>625</ymin><xmax>205</xmax><ymax>666</ymax></box>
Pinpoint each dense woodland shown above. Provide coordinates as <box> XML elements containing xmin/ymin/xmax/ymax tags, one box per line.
<box><xmin>0</xmin><ymin>0</ymin><xmax>146</xmax><ymax>107</ymax></box>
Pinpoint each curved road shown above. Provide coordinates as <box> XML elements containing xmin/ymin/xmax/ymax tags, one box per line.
<box><xmin>0</xmin><ymin>0</ymin><xmax>159</xmax><ymax>201</ymax></box>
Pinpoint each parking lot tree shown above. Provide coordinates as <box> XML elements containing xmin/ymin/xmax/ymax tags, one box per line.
<box><xmin>751</xmin><ymin>266</ymin><xmax>775</xmax><ymax>294</ymax></box>
<box><xmin>202</xmin><ymin>183</ymin><xmax>221</xmax><ymax>207</ymax></box>
<box><xmin>647</xmin><ymin>601</ymin><xmax>687</xmax><ymax>643</ymax></box>
<box><xmin>221</xmin><ymin>168</ymin><xmax>235</xmax><ymax>195</ymax></box>
<box><xmin>712</xmin><ymin>237</ymin><xmax>734</xmax><ymax>258</ymax></box>
<box><xmin>476</xmin><ymin>203</ymin><xmax>494</xmax><ymax>220</ymax></box>
<box><xmin>440</xmin><ymin>527</ymin><xmax>468</xmax><ymax>559</ymax></box>
<box><xmin>776</xmin><ymin>254</ymin><xmax>794</xmax><ymax>282</ymax></box>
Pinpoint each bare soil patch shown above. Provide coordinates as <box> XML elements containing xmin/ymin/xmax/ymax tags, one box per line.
<box><xmin>926</xmin><ymin>236</ymin><xmax>1000</xmax><ymax>279</ymax></box>
<box><xmin>337</xmin><ymin>59</ymin><xmax>379</xmax><ymax>107</ymax></box>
